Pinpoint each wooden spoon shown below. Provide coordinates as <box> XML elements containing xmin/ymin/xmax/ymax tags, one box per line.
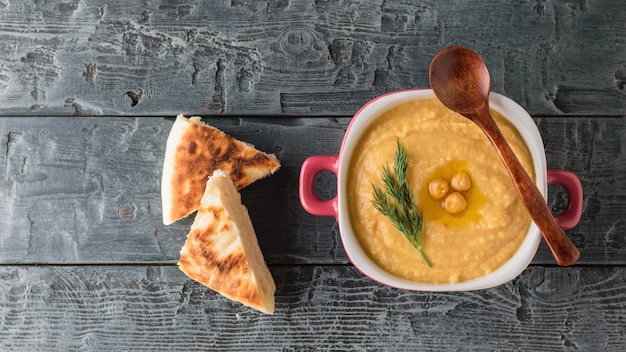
<box><xmin>429</xmin><ymin>45</ymin><xmax>580</xmax><ymax>266</ymax></box>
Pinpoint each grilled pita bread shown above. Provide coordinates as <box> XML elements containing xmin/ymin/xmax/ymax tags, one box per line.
<box><xmin>178</xmin><ymin>169</ymin><xmax>275</xmax><ymax>314</ymax></box>
<box><xmin>161</xmin><ymin>114</ymin><xmax>280</xmax><ymax>225</ymax></box>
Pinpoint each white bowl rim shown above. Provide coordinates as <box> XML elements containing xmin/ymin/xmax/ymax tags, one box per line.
<box><xmin>336</xmin><ymin>88</ymin><xmax>545</xmax><ymax>291</ymax></box>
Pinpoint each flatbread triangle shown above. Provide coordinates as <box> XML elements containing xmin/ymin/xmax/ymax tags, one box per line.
<box><xmin>161</xmin><ymin>114</ymin><xmax>280</xmax><ymax>225</ymax></box>
<box><xmin>178</xmin><ymin>169</ymin><xmax>276</xmax><ymax>314</ymax></box>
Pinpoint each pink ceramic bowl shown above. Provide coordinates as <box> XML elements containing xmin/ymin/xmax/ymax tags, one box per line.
<box><xmin>299</xmin><ymin>89</ymin><xmax>582</xmax><ymax>291</ymax></box>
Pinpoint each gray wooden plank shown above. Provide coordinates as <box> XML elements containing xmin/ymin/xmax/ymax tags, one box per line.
<box><xmin>0</xmin><ymin>0</ymin><xmax>623</xmax><ymax>117</ymax></box>
<box><xmin>0</xmin><ymin>116</ymin><xmax>347</xmax><ymax>264</ymax></box>
<box><xmin>1</xmin><ymin>116</ymin><xmax>625</xmax><ymax>265</ymax></box>
<box><xmin>0</xmin><ymin>265</ymin><xmax>624</xmax><ymax>351</ymax></box>
<box><xmin>540</xmin><ymin>118</ymin><xmax>626</xmax><ymax>264</ymax></box>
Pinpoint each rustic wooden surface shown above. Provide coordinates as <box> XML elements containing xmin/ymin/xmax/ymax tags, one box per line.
<box><xmin>1</xmin><ymin>116</ymin><xmax>624</xmax><ymax>265</ymax></box>
<box><xmin>0</xmin><ymin>0</ymin><xmax>623</xmax><ymax>117</ymax></box>
<box><xmin>1</xmin><ymin>0</ymin><xmax>625</xmax><ymax>351</ymax></box>
<box><xmin>1</xmin><ymin>265</ymin><xmax>624</xmax><ymax>351</ymax></box>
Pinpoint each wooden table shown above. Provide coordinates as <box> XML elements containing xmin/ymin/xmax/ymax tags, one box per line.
<box><xmin>1</xmin><ymin>1</ymin><xmax>624</xmax><ymax>350</ymax></box>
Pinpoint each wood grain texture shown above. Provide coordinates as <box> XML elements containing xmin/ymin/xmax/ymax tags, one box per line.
<box><xmin>0</xmin><ymin>116</ymin><xmax>347</xmax><ymax>264</ymax></box>
<box><xmin>0</xmin><ymin>265</ymin><xmax>624</xmax><ymax>351</ymax></box>
<box><xmin>0</xmin><ymin>1</ymin><xmax>623</xmax><ymax>350</ymax></box>
<box><xmin>0</xmin><ymin>0</ymin><xmax>623</xmax><ymax>117</ymax></box>
<box><xmin>540</xmin><ymin>117</ymin><xmax>626</xmax><ymax>264</ymax></box>
<box><xmin>0</xmin><ymin>116</ymin><xmax>624</xmax><ymax>265</ymax></box>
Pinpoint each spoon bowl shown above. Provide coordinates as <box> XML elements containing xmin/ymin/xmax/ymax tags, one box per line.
<box><xmin>429</xmin><ymin>45</ymin><xmax>580</xmax><ymax>266</ymax></box>
<box><xmin>429</xmin><ymin>46</ymin><xmax>491</xmax><ymax>114</ymax></box>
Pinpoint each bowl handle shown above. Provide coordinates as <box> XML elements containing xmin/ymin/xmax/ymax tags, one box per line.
<box><xmin>547</xmin><ymin>169</ymin><xmax>583</xmax><ymax>230</ymax></box>
<box><xmin>299</xmin><ymin>155</ymin><xmax>339</xmax><ymax>219</ymax></box>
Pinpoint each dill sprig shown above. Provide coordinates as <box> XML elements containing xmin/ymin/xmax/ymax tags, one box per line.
<box><xmin>371</xmin><ymin>140</ymin><xmax>432</xmax><ymax>267</ymax></box>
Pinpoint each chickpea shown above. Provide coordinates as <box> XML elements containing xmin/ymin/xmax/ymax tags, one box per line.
<box><xmin>442</xmin><ymin>192</ymin><xmax>467</xmax><ymax>214</ymax></box>
<box><xmin>451</xmin><ymin>171</ymin><xmax>472</xmax><ymax>192</ymax></box>
<box><xmin>428</xmin><ymin>178</ymin><xmax>449</xmax><ymax>200</ymax></box>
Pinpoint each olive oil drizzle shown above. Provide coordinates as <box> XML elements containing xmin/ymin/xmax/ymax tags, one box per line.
<box><xmin>371</xmin><ymin>140</ymin><xmax>432</xmax><ymax>268</ymax></box>
<box><xmin>420</xmin><ymin>161</ymin><xmax>487</xmax><ymax>228</ymax></box>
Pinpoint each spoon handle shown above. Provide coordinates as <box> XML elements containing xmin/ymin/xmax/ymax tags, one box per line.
<box><xmin>472</xmin><ymin>109</ymin><xmax>580</xmax><ymax>266</ymax></box>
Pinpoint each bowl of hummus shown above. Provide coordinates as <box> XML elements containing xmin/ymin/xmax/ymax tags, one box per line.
<box><xmin>299</xmin><ymin>89</ymin><xmax>582</xmax><ymax>291</ymax></box>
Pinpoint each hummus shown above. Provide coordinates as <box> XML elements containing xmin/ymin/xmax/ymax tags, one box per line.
<box><xmin>347</xmin><ymin>98</ymin><xmax>534</xmax><ymax>284</ymax></box>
